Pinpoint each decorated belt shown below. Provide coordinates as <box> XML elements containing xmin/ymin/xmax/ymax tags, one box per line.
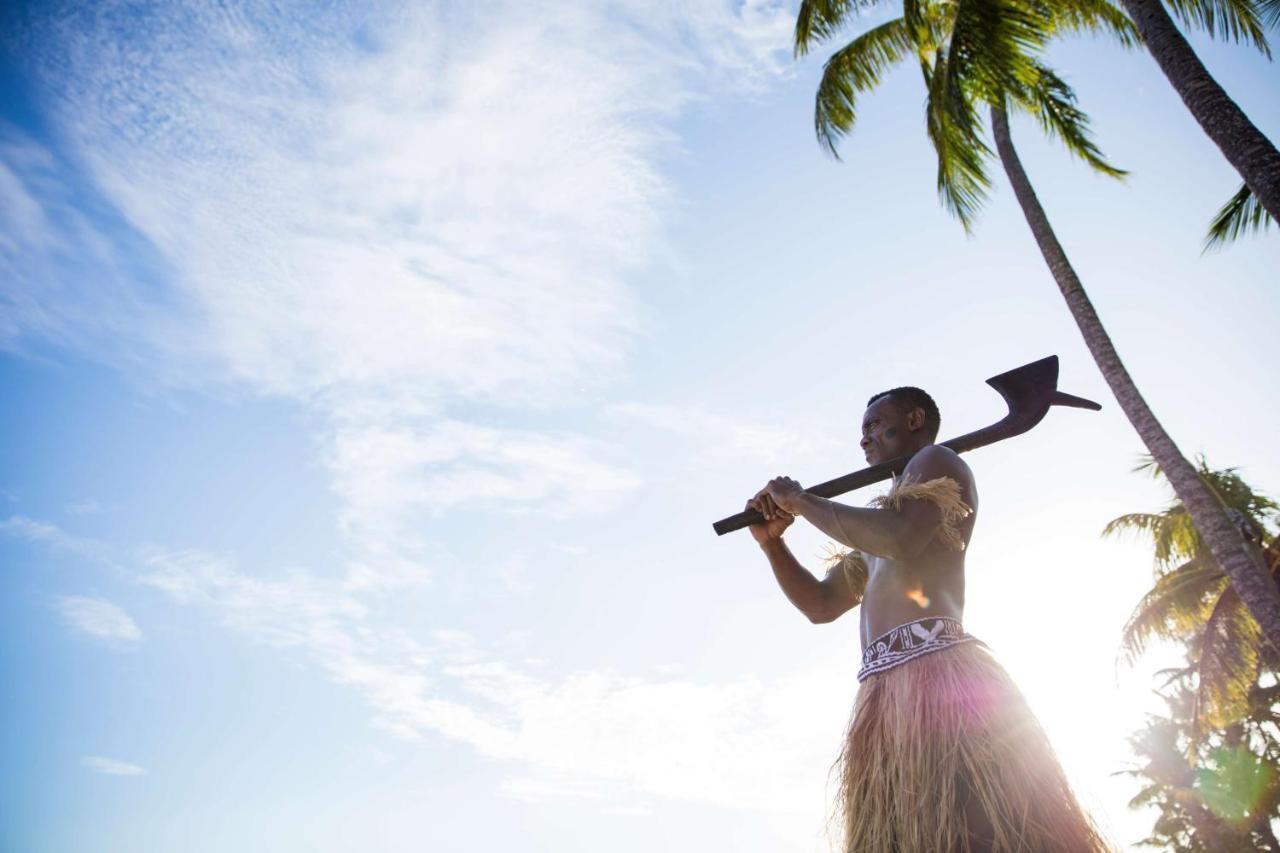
<box><xmin>857</xmin><ymin>616</ymin><xmax>981</xmax><ymax>682</ymax></box>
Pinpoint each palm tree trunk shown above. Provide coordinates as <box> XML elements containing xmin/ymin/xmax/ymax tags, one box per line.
<box><xmin>989</xmin><ymin>104</ymin><xmax>1280</xmax><ymax>651</ymax></box>
<box><xmin>1116</xmin><ymin>0</ymin><xmax>1280</xmax><ymax>223</ymax></box>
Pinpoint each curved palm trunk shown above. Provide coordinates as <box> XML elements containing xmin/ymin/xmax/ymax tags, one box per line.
<box><xmin>1117</xmin><ymin>0</ymin><xmax>1280</xmax><ymax>223</ymax></box>
<box><xmin>989</xmin><ymin>105</ymin><xmax>1280</xmax><ymax>651</ymax></box>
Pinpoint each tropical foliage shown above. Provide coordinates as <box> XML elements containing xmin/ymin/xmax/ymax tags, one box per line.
<box><xmin>794</xmin><ymin>0</ymin><xmax>1134</xmax><ymax>228</ymax></box>
<box><xmin>1205</xmin><ymin>183</ymin><xmax>1276</xmax><ymax>251</ymax></box>
<box><xmin>1121</xmin><ymin>667</ymin><xmax>1280</xmax><ymax>850</ymax></box>
<box><xmin>794</xmin><ymin>0</ymin><xmax>1280</xmax><ymax>655</ymax></box>
<box><xmin>1109</xmin><ymin>458</ymin><xmax>1280</xmax><ymax>848</ymax></box>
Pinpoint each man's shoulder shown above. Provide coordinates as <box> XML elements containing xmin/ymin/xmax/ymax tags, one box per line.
<box><xmin>907</xmin><ymin>444</ymin><xmax>973</xmax><ymax>480</ymax></box>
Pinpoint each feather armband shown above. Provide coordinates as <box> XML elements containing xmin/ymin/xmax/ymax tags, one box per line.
<box><xmin>872</xmin><ymin>475</ymin><xmax>972</xmax><ymax>551</ymax></box>
<box><xmin>825</xmin><ymin>548</ymin><xmax>869</xmax><ymax>600</ymax></box>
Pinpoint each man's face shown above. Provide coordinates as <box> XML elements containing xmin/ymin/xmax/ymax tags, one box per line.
<box><xmin>860</xmin><ymin>397</ymin><xmax>914</xmax><ymax>464</ymax></box>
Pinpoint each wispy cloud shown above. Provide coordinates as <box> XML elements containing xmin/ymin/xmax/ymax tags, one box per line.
<box><xmin>81</xmin><ymin>755</ymin><xmax>146</xmax><ymax>776</ymax></box>
<box><xmin>8</xmin><ymin>0</ymin><xmax>788</xmax><ymax>406</ymax></box>
<box><xmin>1</xmin><ymin>514</ymin><xmax>108</xmax><ymax>560</ymax></box>
<box><xmin>325</xmin><ymin>417</ymin><xmax>641</xmax><ymax>586</ymax></box>
<box><xmin>609</xmin><ymin>401</ymin><xmax>840</xmax><ymax>468</ymax></box>
<box><xmin>136</xmin><ymin>545</ymin><xmax>846</xmax><ymax>813</ymax></box>
<box><xmin>3</xmin><ymin>0</ymin><xmax>793</xmax><ymax>590</ymax></box>
<box><xmin>3</xmin><ymin>0</ymin><xmax>812</xmax><ymax>816</ymax></box>
<box><xmin>55</xmin><ymin>595</ymin><xmax>142</xmax><ymax>644</ymax></box>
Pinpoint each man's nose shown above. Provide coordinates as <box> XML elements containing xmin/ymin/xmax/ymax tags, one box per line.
<box><xmin>860</xmin><ymin>435</ymin><xmax>872</xmax><ymax>449</ymax></box>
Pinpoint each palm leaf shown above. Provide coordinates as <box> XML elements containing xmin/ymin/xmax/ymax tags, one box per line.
<box><xmin>813</xmin><ymin>18</ymin><xmax>916</xmax><ymax>155</ymax></box>
<box><xmin>1120</xmin><ymin>558</ymin><xmax>1228</xmax><ymax>663</ymax></box>
<box><xmin>1204</xmin><ymin>182</ymin><xmax>1275</xmax><ymax>251</ymax></box>
<box><xmin>925</xmin><ymin>47</ymin><xmax>993</xmax><ymax>227</ymax></box>
<box><xmin>921</xmin><ymin>0</ymin><xmax>1060</xmax><ymax>226</ymax></box>
<box><xmin>1165</xmin><ymin>0</ymin><xmax>1271</xmax><ymax>54</ymax></box>
<box><xmin>1042</xmin><ymin>0</ymin><xmax>1142</xmax><ymax>47</ymax></box>
<box><xmin>1104</xmin><ymin>507</ymin><xmax>1198</xmax><ymax>567</ymax></box>
<box><xmin>1126</xmin><ymin>454</ymin><xmax>1279</xmax><ymax>534</ymax></box>
<box><xmin>947</xmin><ymin>0</ymin><xmax>1049</xmax><ymax>99</ymax></box>
<box><xmin>795</xmin><ymin>0</ymin><xmax>874</xmax><ymax>56</ymax></box>
<box><xmin>1192</xmin><ymin>587</ymin><xmax>1262</xmax><ymax>741</ymax></box>
<box><xmin>1261</xmin><ymin>0</ymin><xmax>1280</xmax><ymax>27</ymax></box>
<box><xmin>1014</xmin><ymin>63</ymin><xmax>1127</xmax><ymax>177</ymax></box>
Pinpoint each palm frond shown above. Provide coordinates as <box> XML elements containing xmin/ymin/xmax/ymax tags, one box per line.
<box><xmin>1014</xmin><ymin>63</ymin><xmax>1126</xmax><ymax>177</ymax></box>
<box><xmin>1103</xmin><ymin>511</ymin><xmax>1166</xmax><ymax>540</ymax></box>
<box><xmin>1120</xmin><ymin>559</ymin><xmax>1227</xmax><ymax>663</ymax></box>
<box><xmin>813</xmin><ymin>18</ymin><xmax>916</xmax><ymax>155</ymax></box>
<box><xmin>947</xmin><ymin>0</ymin><xmax>1051</xmax><ymax>100</ymax></box>
<box><xmin>1128</xmin><ymin>454</ymin><xmax>1278</xmax><ymax>529</ymax></box>
<box><xmin>1103</xmin><ymin>507</ymin><xmax>1198</xmax><ymax>568</ymax></box>
<box><xmin>1204</xmin><ymin>182</ymin><xmax>1275</xmax><ymax>251</ymax></box>
<box><xmin>906</xmin><ymin>0</ymin><xmax>958</xmax><ymax>73</ymax></box>
<box><xmin>1261</xmin><ymin>0</ymin><xmax>1280</xmax><ymax>27</ymax></box>
<box><xmin>1165</xmin><ymin>0</ymin><xmax>1271</xmax><ymax>55</ymax></box>
<box><xmin>925</xmin><ymin>47</ymin><xmax>994</xmax><ymax>228</ymax></box>
<box><xmin>1192</xmin><ymin>588</ymin><xmax>1263</xmax><ymax>741</ymax></box>
<box><xmin>1045</xmin><ymin>0</ymin><xmax>1142</xmax><ymax>47</ymax></box>
<box><xmin>795</xmin><ymin>0</ymin><xmax>873</xmax><ymax>56</ymax></box>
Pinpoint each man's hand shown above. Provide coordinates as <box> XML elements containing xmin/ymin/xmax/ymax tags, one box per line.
<box><xmin>745</xmin><ymin>496</ymin><xmax>794</xmax><ymax>545</ymax></box>
<box><xmin>746</xmin><ymin>476</ymin><xmax>806</xmax><ymax>545</ymax></box>
<box><xmin>763</xmin><ymin>476</ymin><xmax>806</xmax><ymax>514</ymax></box>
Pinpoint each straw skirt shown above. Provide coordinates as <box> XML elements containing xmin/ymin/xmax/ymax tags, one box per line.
<box><xmin>835</xmin><ymin>641</ymin><xmax>1112</xmax><ymax>852</ymax></box>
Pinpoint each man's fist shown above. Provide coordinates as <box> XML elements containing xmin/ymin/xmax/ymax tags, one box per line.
<box><xmin>745</xmin><ymin>495</ymin><xmax>793</xmax><ymax>544</ymax></box>
<box><xmin>762</xmin><ymin>476</ymin><xmax>805</xmax><ymax>515</ymax></box>
<box><xmin>745</xmin><ymin>476</ymin><xmax>805</xmax><ymax>545</ymax></box>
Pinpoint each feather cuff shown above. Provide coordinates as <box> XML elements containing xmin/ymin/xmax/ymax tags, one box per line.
<box><xmin>872</xmin><ymin>475</ymin><xmax>972</xmax><ymax>551</ymax></box>
<box><xmin>825</xmin><ymin>548</ymin><xmax>869</xmax><ymax>600</ymax></box>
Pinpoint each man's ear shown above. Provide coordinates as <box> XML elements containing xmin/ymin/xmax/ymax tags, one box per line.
<box><xmin>908</xmin><ymin>407</ymin><xmax>926</xmax><ymax>432</ymax></box>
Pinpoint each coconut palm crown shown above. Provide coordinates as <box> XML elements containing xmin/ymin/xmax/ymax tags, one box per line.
<box><xmin>1105</xmin><ymin>457</ymin><xmax>1280</xmax><ymax>742</ymax></box>
<box><xmin>794</xmin><ymin>0</ymin><xmax>1136</xmax><ymax>229</ymax></box>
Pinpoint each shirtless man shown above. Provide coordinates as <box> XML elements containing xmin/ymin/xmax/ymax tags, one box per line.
<box><xmin>745</xmin><ymin>386</ymin><xmax>1108</xmax><ymax>853</ymax></box>
<box><xmin>747</xmin><ymin>387</ymin><xmax>975</xmax><ymax>647</ymax></box>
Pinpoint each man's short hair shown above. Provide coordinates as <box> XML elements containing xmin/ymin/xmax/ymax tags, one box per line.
<box><xmin>866</xmin><ymin>386</ymin><xmax>941</xmax><ymax>439</ymax></box>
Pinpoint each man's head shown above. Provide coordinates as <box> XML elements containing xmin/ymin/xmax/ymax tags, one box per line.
<box><xmin>861</xmin><ymin>387</ymin><xmax>940</xmax><ymax>464</ymax></box>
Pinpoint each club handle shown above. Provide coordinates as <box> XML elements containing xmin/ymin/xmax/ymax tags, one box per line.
<box><xmin>712</xmin><ymin>458</ymin><xmax>908</xmax><ymax>536</ymax></box>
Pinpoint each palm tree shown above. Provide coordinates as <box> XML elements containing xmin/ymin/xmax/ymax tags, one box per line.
<box><xmin>1119</xmin><ymin>668</ymin><xmax>1280</xmax><ymax>850</ymax></box>
<box><xmin>1113</xmin><ymin>0</ymin><xmax>1280</xmax><ymax>225</ymax></box>
<box><xmin>1109</xmin><ymin>461</ymin><xmax>1280</xmax><ymax>848</ymax></box>
<box><xmin>794</xmin><ymin>0</ymin><xmax>1280</xmax><ymax>649</ymax></box>
<box><xmin>1105</xmin><ymin>457</ymin><xmax>1279</xmax><ymax>741</ymax></box>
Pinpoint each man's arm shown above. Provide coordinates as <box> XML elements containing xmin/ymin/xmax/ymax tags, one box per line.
<box><xmin>744</xmin><ymin>494</ymin><xmax>862</xmax><ymax>624</ymax></box>
<box><xmin>758</xmin><ymin>538</ymin><xmax>862</xmax><ymax>624</ymax></box>
<box><xmin>768</xmin><ymin>445</ymin><xmax>971</xmax><ymax>560</ymax></box>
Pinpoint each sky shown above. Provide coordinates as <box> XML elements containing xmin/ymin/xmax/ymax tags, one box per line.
<box><xmin>1</xmin><ymin>0</ymin><xmax>1278</xmax><ymax>850</ymax></box>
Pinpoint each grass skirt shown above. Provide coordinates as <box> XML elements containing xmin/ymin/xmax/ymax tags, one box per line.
<box><xmin>835</xmin><ymin>641</ymin><xmax>1112</xmax><ymax>852</ymax></box>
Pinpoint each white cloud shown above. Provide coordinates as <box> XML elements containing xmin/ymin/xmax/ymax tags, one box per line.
<box><xmin>4</xmin><ymin>0</ymin><xmax>794</xmax><ymax>590</ymax></box>
<box><xmin>81</xmin><ymin>755</ymin><xmax>146</xmax><ymax>776</ymax></box>
<box><xmin>55</xmin><ymin>595</ymin><xmax>142</xmax><ymax>643</ymax></box>
<box><xmin>8</xmin><ymin>1</ymin><xmax>788</xmax><ymax>403</ymax></box>
<box><xmin>0</xmin><ymin>514</ymin><xmax>107</xmax><ymax>560</ymax></box>
<box><xmin>609</xmin><ymin>401</ymin><xmax>836</xmax><ymax>467</ymax></box>
<box><xmin>137</xmin><ymin>545</ymin><xmax>846</xmax><ymax>814</ymax></box>
<box><xmin>3</xmin><ymin>0</ymin><xmax>818</xmax><ymax>818</ymax></box>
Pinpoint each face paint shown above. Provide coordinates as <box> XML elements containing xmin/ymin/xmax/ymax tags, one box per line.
<box><xmin>883</xmin><ymin>427</ymin><xmax>898</xmax><ymax>441</ymax></box>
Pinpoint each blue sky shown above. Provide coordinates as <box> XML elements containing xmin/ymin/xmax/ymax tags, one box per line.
<box><xmin>2</xmin><ymin>0</ymin><xmax>1278</xmax><ymax>850</ymax></box>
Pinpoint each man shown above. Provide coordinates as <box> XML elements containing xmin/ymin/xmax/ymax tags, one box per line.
<box><xmin>748</xmin><ymin>387</ymin><xmax>1108</xmax><ymax>852</ymax></box>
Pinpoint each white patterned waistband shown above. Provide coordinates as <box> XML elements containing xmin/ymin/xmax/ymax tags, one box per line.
<box><xmin>857</xmin><ymin>616</ymin><xmax>981</xmax><ymax>682</ymax></box>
